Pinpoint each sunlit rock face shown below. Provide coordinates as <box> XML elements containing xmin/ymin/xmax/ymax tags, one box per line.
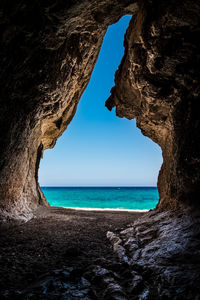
<box><xmin>0</xmin><ymin>0</ymin><xmax>199</xmax><ymax>220</ymax></box>
<box><xmin>106</xmin><ymin>0</ymin><xmax>200</xmax><ymax>210</ymax></box>
<box><xmin>0</xmin><ymin>0</ymin><xmax>138</xmax><ymax>221</ymax></box>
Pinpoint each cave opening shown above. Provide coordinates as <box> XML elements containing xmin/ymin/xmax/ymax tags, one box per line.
<box><xmin>38</xmin><ymin>15</ymin><xmax>162</xmax><ymax>210</ymax></box>
<box><xmin>1</xmin><ymin>1</ymin><xmax>200</xmax><ymax>298</ymax></box>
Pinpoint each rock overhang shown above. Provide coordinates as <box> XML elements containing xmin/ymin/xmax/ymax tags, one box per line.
<box><xmin>0</xmin><ymin>0</ymin><xmax>200</xmax><ymax>221</ymax></box>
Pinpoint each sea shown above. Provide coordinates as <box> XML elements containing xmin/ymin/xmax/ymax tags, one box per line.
<box><xmin>41</xmin><ymin>187</ymin><xmax>159</xmax><ymax>210</ymax></box>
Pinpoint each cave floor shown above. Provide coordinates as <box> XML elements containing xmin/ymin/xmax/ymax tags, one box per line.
<box><xmin>0</xmin><ymin>207</ymin><xmax>145</xmax><ymax>299</ymax></box>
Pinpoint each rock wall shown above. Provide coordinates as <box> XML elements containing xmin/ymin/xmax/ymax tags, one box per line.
<box><xmin>0</xmin><ymin>0</ymin><xmax>199</xmax><ymax>220</ymax></box>
<box><xmin>107</xmin><ymin>208</ymin><xmax>200</xmax><ymax>299</ymax></box>
<box><xmin>106</xmin><ymin>0</ymin><xmax>200</xmax><ymax>209</ymax></box>
<box><xmin>0</xmin><ymin>0</ymin><xmax>138</xmax><ymax>221</ymax></box>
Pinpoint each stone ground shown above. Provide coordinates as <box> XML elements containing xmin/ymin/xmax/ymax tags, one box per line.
<box><xmin>0</xmin><ymin>207</ymin><xmax>144</xmax><ymax>299</ymax></box>
<box><xmin>0</xmin><ymin>207</ymin><xmax>200</xmax><ymax>299</ymax></box>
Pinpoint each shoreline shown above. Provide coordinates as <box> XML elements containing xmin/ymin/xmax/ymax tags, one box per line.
<box><xmin>59</xmin><ymin>206</ymin><xmax>150</xmax><ymax>212</ymax></box>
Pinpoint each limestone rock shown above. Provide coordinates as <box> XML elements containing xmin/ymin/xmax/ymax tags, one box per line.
<box><xmin>107</xmin><ymin>209</ymin><xmax>200</xmax><ymax>299</ymax></box>
<box><xmin>106</xmin><ymin>0</ymin><xmax>200</xmax><ymax>209</ymax></box>
<box><xmin>0</xmin><ymin>1</ymin><xmax>200</xmax><ymax>297</ymax></box>
<box><xmin>0</xmin><ymin>0</ymin><xmax>137</xmax><ymax>221</ymax></box>
<box><xmin>0</xmin><ymin>0</ymin><xmax>200</xmax><ymax>220</ymax></box>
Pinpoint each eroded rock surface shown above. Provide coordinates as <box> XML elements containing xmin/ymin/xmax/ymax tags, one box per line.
<box><xmin>0</xmin><ymin>0</ymin><xmax>138</xmax><ymax>221</ymax></box>
<box><xmin>106</xmin><ymin>0</ymin><xmax>200</xmax><ymax>209</ymax></box>
<box><xmin>0</xmin><ymin>208</ymin><xmax>144</xmax><ymax>299</ymax></box>
<box><xmin>0</xmin><ymin>0</ymin><xmax>200</xmax><ymax>221</ymax></box>
<box><xmin>0</xmin><ymin>0</ymin><xmax>200</xmax><ymax>220</ymax></box>
<box><xmin>107</xmin><ymin>209</ymin><xmax>200</xmax><ymax>299</ymax></box>
<box><xmin>0</xmin><ymin>1</ymin><xmax>200</xmax><ymax>297</ymax></box>
<box><xmin>1</xmin><ymin>208</ymin><xmax>199</xmax><ymax>299</ymax></box>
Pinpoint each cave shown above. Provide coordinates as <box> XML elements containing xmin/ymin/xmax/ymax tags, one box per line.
<box><xmin>0</xmin><ymin>0</ymin><xmax>200</xmax><ymax>298</ymax></box>
<box><xmin>39</xmin><ymin>15</ymin><xmax>162</xmax><ymax>206</ymax></box>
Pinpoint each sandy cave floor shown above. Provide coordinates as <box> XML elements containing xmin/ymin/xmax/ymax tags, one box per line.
<box><xmin>0</xmin><ymin>207</ymin><xmax>145</xmax><ymax>299</ymax></box>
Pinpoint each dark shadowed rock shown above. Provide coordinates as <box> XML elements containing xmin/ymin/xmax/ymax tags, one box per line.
<box><xmin>0</xmin><ymin>0</ymin><xmax>138</xmax><ymax>221</ymax></box>
<box><xmin>0</xmin><ymin>0</ymin><xmax>200</xmax><ymax>299</ymax></box>
<box><xmin>0</xmin><ymin>0</ymin><xmax>199</xmax><ymax>220</ymax></box>
<box><xmin>106</xmin><ymin>0</ymin><xmax>200</xmax><ymax>210</ymax></box>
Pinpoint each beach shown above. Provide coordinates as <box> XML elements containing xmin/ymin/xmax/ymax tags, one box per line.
<box><xmin>0</xmin><ymin>206</ymin><xmax>145</xmax><ymax>298</ymax></box>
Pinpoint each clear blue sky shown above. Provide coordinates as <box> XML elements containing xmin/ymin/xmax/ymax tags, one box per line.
<box><xmin>39</xmin><ymin>15</ymin><xmax>162</xmax><ymax>187</ymax></box>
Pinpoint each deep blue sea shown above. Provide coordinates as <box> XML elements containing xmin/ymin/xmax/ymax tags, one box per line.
<box><xmin>41</xmin><ymin>187</ymin><xmax>159</xmax><ymax>210</ymax></box>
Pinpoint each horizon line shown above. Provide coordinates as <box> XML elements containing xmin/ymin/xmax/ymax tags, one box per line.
<box><xmin>40</xmin><ymin>185</ymin><xmax>157</xmax><ymax>188</ymax></box>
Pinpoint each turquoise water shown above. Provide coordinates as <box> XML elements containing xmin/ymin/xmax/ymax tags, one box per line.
<box><xmin>41</xmin><ymin>187</ymin><xmax>159</xmax><ymax>210</ymax></box>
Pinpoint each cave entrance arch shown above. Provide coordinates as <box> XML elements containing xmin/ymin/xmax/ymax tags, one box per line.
<box><xmin>39</xmin><ymin>16</ymin><xmax>162</xmax><ymax>211</ymax></box>
<box><xmin>0</xmin><ymin>0</ymin><xmax>199</xmax><ymax>222</ymax></box>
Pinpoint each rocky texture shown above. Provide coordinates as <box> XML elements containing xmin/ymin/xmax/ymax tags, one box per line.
<box><xmin>0</xmin><ymin>0</ymin><xmax>138</xmax><ymax>221</ymax></box>
<box><xmin>1</xmin><ymin>1</ymin><xmax>200</xmax><ymax>298</ymax></box>
<box><xmin>0</xmin><ymin>207</ymin><xmax>144</xmax><ymax>299</ymax></box>
<box><xmin>107</xmin><ymin>208</ymin><xmax>200</xmax><ymax>299</ymax></box>
<box><xmin>106</xmin><ymin>0</ymin><xmax>200</xmax><ymax>209</ymax></box>
<box><xmin>0</xmin><ymin>0</ymin><xmax>200</xmax><ymax>220</ymax></box>
<box><xmin>1</xmin><ymin>208</ymin><xmax>200</xmax><ymax>299</ymax></box>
